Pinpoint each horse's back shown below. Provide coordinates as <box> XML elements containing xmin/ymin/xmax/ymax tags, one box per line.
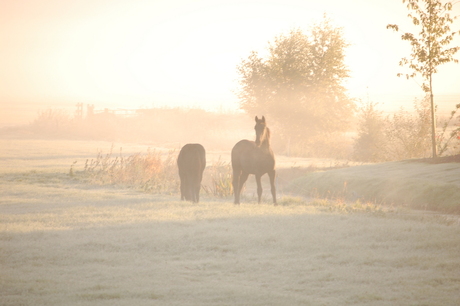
<box><xmin>178</xmin><ymin>143</ymin><xmax>206</xmax><ymax>173</ymax></box>
<box><xmin>231</xmin><ymin>139</ymin><xmax>274</xmax><ymax>174</ymax></box>
<box><xmin>231</xmin><ymin>139</ymin><xmax>255</xmax><ymax>153</ymax></box>
<box><xmin>231</xmin><ymin>140</ymin><xmax>255</xmax><ymax>166</ymax></box>
<box><xmin>177</xmin><ymin>143</ymin><xmax>206</xmax><ymax>202</ymax></box>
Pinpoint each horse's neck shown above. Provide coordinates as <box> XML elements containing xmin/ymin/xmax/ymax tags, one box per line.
<box><xmin>258</xmin><ymin>129</ymin><xmax>271</xmax><ymax>152</ymax></box>
<box><xmin>259</xmin><ymin>138</ymin><xmax>270</xmax><ymax>148</ymax></box>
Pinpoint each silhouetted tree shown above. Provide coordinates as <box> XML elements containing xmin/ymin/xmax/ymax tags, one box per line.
<box><xmin>237</xmin><ymin>17</ymin><xmax>355</xmax><ymax>155</ymax></box>
<box><xmin>387</xmin><ymin>0</ymin><xmax>460</xmax><ymax>158</ymax></box>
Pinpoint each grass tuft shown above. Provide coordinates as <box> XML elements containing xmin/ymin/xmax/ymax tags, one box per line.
<box><xmin>202</xmin><ymin>159</ymin><xmax>233</xmax><ymax>198</ymax></box>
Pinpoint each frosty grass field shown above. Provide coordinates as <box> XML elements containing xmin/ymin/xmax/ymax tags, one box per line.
<box><xmin>1</xmin><ymin>139</ymin><xmax>460</xmax><ymax>305</ymax></box>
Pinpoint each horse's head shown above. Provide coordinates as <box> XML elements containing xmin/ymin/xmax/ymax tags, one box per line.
<box><xmin>254</xmin><ymin>116</ymin><xmax>269</xmax><ymax>146</ymax></box>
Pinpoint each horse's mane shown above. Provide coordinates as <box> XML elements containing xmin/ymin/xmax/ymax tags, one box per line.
<box><xmin>258</xmin><ymin>127</ymin><xmax>271</xmax><ymax>148</ymax></box>
<box><xmin>265</xmin><ymin>128</ymin><xmax>271</xmax><ymax>144</ymax></box>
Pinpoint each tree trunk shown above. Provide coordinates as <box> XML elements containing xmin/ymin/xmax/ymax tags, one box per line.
<box><xmin>429</xmin><ymin>73</ymin><xmax>437</xmax><ymax>159</ymax></box>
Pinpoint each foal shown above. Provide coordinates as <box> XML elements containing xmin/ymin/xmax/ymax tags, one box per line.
<box><xmin>231</xmin><ymin>116</ymin><xmax>276</xmax><ymax>205</ymax></box>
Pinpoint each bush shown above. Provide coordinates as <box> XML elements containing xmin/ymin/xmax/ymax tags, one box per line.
<box><xmin>352</xmin><ymin>102</ymin><xmax>388</xmax><ymax>162</ymax></box>
<box><xmin>353</xmin><ymin>98</ymin><xmax>432</xmax><ymax>162</ymax></box>
<box><xmin>385</xmin><ymin>97</ymin><xmax>431</xmax><ymax>160</ymax></box>
<box><xmin>32</xmin><ymin>109</ymin><xmax>74</xmax><ymax>136</ymax></box>
<box><xmin>437</xmin><ymin>103</ymin><xmax>460</xmax><ymax>156</ymax></box>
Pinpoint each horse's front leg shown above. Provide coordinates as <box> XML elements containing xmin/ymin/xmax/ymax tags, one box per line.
<box><xmin>268</xmin><ymin>170</ymin><xmax>277</xmax><ymax>205</ymax></box>
<box><xmin>180</xmin><ymin>180</ymin><xmax>185</xmax><ymax>201</ymax></box>
<box><xmin>232</xmin><ymin>169</ymin><xmax>240</xmax><ymax>204</ymax></box>
<box><xmin>233</xmin><ymin>170</ymin><xmax>248</xmax><ymax>204</ymax></box>
<box><xmin>237</xmin><ymin>172</ymin><xmax>249</xmax><ymax>204</ymax></box>
<box><xmin>256</xmin><ymin>174</ymin><xmax>262</xmax><ymax>204</ymax></box>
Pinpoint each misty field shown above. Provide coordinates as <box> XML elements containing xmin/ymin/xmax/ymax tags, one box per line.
<box><xmin>1</xmin><ymin>139</ymin><xmax>460</xmax><ymax>306</ymax></box>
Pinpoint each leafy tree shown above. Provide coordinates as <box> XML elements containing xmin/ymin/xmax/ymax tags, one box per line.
<box><xmin>237</xmin><ymin>17</ymin><xmax>355</xmax><ymax>155</ymax></box>
<box><xmin>387</xmin><ymin>0</ymin><xmax>460</xmax><ymax>158</ymax></box>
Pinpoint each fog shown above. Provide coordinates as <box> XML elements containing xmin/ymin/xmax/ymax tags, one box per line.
<box><xmin>1</xmin><ymin>0</ymin><xmax>459</xmax><ymax>114</ymax></box>
<box><xmin>2</xmin><ymin>1</ymin><xmax>460</xmax><ymax>304</ymax></box>
<box><xmin>0</xmin><ymin>103</ymin><xmax>258</xmax><ymax>154</ymax></box>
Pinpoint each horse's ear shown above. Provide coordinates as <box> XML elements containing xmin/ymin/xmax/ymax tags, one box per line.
<box><xmin>255</xmin><ymin>116</ymin><xmax>259</xmax><ymax>122</ymax></box>
<box><xmin>262</xmin><ymin>116</ymin><xmax>266</xmax><ymax>123</ymax></box>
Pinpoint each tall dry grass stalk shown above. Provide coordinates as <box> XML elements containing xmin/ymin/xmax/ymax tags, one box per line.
<box><xmin>202</xmin><ymin>159</ymin><xmax>233</xmax><ymax>198</ymax></box>
<box><xmin>82</xmin><ymin>146</ymin><xmax>178</xmax><ymax>193</ymax></box>
<box><xmin>78</xmin><ymin>147</ymin><xmax>237</xmax><ymax>199</ymax></box>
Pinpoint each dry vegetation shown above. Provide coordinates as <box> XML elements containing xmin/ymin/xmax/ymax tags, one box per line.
<box><xmin>76</xmin><ymin>145</ymin><xmax>234</xmax><ymax>200</ymax></box>
<box><xmin>81</xmin><ymin>146</ymin><xmax>178</xmax><ymax>193</ymax></box>
<box><xmin>353</xmin><ymin>98</ymin><xmax>460</xmax><ymax>162</ymax></box>
<box><xmin>1</xmin><ymin>138</ymin><xmax>460</xmax><ymax>306</ymax></box>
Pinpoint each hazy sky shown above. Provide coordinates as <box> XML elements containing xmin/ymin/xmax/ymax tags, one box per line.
<box><xmin>1</xmin><ymin>0</ymin><xmax>459</xmax><ymax>112</ymax></box>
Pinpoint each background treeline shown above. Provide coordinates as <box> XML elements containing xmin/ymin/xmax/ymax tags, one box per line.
<box><xmin>2</xmin><ymin>107</ymin><xmax>253</xmax><ymax>151</ymax></box>
<box><xmin>2</xmin><ymin>101</ymin><xmax>459</xmax><ymax>162</ymax></box>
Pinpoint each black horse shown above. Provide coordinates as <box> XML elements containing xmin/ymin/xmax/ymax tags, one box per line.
<box><xmin>177</xmin><ymin>143</ymin><xmax>206</xmax><ymax>203</ymax></box>
<box><xmin>231</xmin><ymin>116</ymin><xmax>276</xmax><ymax>205</ymax></box>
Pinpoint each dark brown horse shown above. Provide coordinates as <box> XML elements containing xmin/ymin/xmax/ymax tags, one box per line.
<box><xmin>177</xmin><ymin>143</ymin><xmax>206</xmax><ymax>203</ymax></box>
<box><xmin>231</xmin><ymin>116</ymin><xmax>276</xmax><ymax>205</ymax></box>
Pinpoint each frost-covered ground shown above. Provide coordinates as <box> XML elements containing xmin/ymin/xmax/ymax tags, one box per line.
<box><xmin>1</xmin><ymin>139</ymin><xmax>460</xmax><ymax>305</ymax></box>
<box><xmin>288</xmin><ymin>156</ymin><xmax>460</xmax><ymax>213</ymax></box>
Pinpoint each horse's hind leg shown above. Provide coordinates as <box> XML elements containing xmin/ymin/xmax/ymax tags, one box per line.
<box><xmin>193</xmin><ymin>181</ymin><xmax>201</xmax><ymax>203</ymax></box>
<box><xmin>255</xmin><ymin>174</ymin><xmax>262</xmax><ymax>204</ymax></box>
<box><xmin>179</xmin><ymin>173</ymin><xmax>186</xmax><ymax>200</ymax></box>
